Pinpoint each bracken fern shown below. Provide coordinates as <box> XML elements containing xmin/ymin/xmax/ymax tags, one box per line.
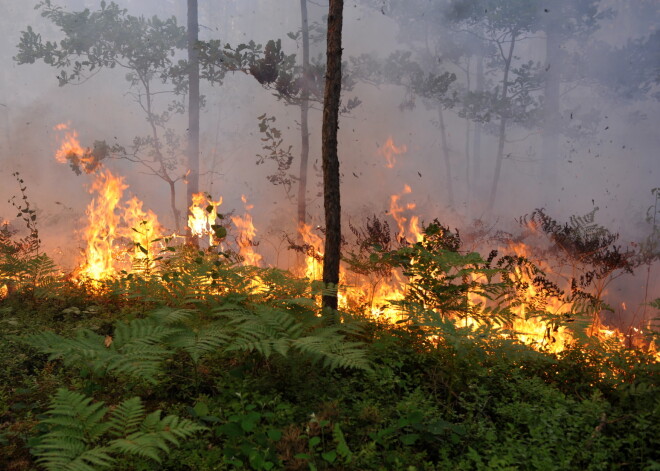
<box><xmin>32</xmin><ymin>389</ymin><xmax>205</xmax><ymax>470</ymax></box>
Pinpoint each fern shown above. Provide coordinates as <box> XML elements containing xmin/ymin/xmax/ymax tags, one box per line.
<box><xmin>33</xmin><ymin>389</ymin><xmax>206</xmax><ymax>470</ymax></box>
<box><xmin>26</xmin><ymin>317</ymin><xmax>176</xmax><ymax>383</ymax></box>
<box><xmin>217</xmin><ymin>303</ymin><xmax>371</xmax><ymax>371</ymax></box>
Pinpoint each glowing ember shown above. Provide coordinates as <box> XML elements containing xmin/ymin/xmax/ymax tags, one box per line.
<box><xmin>379</xmin><ymin>136</ymin><xmax>407</xmax><ymax>169</ymax></box>
<box><xmin>231</xmin><ymin>195</ymin><xmax>262</xmax><ymax>266</ymax></box>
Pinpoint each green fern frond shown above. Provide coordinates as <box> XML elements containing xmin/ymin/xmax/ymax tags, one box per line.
<box><xmin>149</xmin><ymin>307</ymin><xmax>195</xmax><ymax>325</ymax></box>
<box><xmin>33</xmin><ymin>389</ymin><xmax>206</xmax><ymax>470</ymax></box>
<box><xmin>113</xmin><ymin>318</ymin><xmax>175</xmax><ymax>346</ymax></box>
<box><xmin>26</xmin><ymin>320</ymin><xmax>173</xmax><ymax>383</ymax></box>
<box><xmin>33</xmin><ymin>389</ymin><xmax>114</xmax><ymax>471</ymax></box>
<box><xmin>109</xmin><ymin>411</ymin><xmax>206</xmax><ymax>463</ymax></box>
<box><xmin>107</xmin><ymin>396</ymin><xmax>145</xmax><ymax>438</ymax></box>
<box><xmin>165</xmin><ymin>322</ymin><xmax>230</xmax><ymax>363</ymax></box>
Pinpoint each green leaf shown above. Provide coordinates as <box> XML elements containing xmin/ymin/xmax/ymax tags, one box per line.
<box><xmin>321</xmin><ymin>450</ymin><xmax>337</xmax><ymax>463</ymax></box>
<box><xmin>400</xmin><ymin>433</ymin><xmax>420</xmax><ymax>445</ymax></box>
<box><xmin>193</xmin><ymin>402</ymin><xmax>209</xmax><ymax>418</ymax></box>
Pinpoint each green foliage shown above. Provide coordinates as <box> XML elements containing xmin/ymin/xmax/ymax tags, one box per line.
<box><xmin>26</xmin><ymin>317</ymin><xmax>175</xmax><ymax>384</ymax></box>
<box><xmin>32</xmin><ymin>388</ymin><xmax>205</xmax><ymax>470</ymax></box>
<box><xmin>1</xmin><ymin>174</ymin><xmax>62</xmax><ymax>298</ymax></box>
<box><xmin>16</xmin><ymin>1</ymin><xmax>186</xmax><ymax>86</ymax></box>
<box><xmin>256</xmin><ymin>114</ymin><xmax>296</xmax><ymax>195</ymax></box>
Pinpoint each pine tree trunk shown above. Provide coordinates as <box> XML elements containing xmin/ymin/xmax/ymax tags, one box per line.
<box><xmin>321</xmin><ymin>0</ymin><xmax>343</xmax><ymax>314</ymax></box>
<box><xmin>186</xmin><ymin>0</ymin><xmax>200</xmax><ymax>244</ymax></box>
<box><xmin>297</xmin><ymin>0</ymin><xmax>311</xmax><ymax>232</ymax></box>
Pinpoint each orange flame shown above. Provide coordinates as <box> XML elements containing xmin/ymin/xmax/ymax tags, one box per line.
<box><xmin>298</xmin><ymin>223</ymin><xmax>324</xmax><ymax>280</ymax></box>
<box><xmin>188</xmin><ymin>192</ymin><xmax>223</xmax><ymax>245</ymax></box>
<box><xmin>389</xmin><ymin>184</ymin><xmax>423</xmax><ymax>243</ymax></box>
<box><xmin>231</xmin><ymin>195</ymin><xmax>262</xmax><ymax>266</ymax></box>
<box><xmin>54</xmin><ymin>124</ymin><xmax>165</xmax><ymax>281</ymax></box>
<box><xmin>122</xmin><ymin>196</ymin><xmax>164</xmax><ymax>273</ymax></box>
<box><xmin>53</xmin><ymin>122</ymin><xmax>98</xmax><ymax>172</ymax></box>
<box><xmin>379</xmin><ymin>136</ymin><xmax>407</xmax><ymax>169</ymax></box>
<box><xmin>77</xmin><ymin>170</ymin><xmax>127</xmax><ymax>280</ymax></box>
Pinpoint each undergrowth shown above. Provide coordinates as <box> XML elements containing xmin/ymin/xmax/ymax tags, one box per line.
<box><xmin>0</xmin><ymin>204</ymin><xmax>658</xmax><ymax>470</ymax></box>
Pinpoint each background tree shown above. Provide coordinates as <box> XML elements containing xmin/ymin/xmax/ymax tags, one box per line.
<box><xmin>321</xmin><ymin>0</ymin><xmax>344</xmax><ymax>313</ymax></box>
<box><xmin>537</xmin><ymin>0</ymin><xmax>610</xmax><ymax>194</ymax></box>
<box><xmin>186</xmin><ymin>0</ymin><xmax>200</xmax><ymax>244</ymax></box>
<box><xmin>15</xmin><ymin>0</ymin><xmax>189</xmax><ymax>229</ymax></box>
<box><xmin>298</xmin><ymin>0</ymin><xmax>312</xmax><ymax>232</ymax></box>
<box><xmin>448</xmin><ymin>0</ymin><xmax>545</xmax><ymax>212</ymax></box>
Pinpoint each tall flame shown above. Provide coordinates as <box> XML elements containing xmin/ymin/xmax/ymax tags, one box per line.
<box><xmin>298</xmin><ymin>222</ymin><xmax>324</xmax><ymax>280</ymax></box>
<box><xmin>77</xmin><ymin>169</ymin><xmax>127</xmax><ymax>280</ymax></box>
<box><xmin>231</xmin><ymin>195</ymin><xmax>262</xmax><ymax>266</ymax></box>
<box><xmin>188</xmin><ymin>192</ymin><xmax>223</xmax><ymax>245</ymax></box>
<box><xmin>389</xmin><ymin>184</ymin><xmax>423</xmax><ymax>243</ymax></box>
<box><xmin>54</xmin><ymin>123</ymin><xmax>164</xmax><ymax>281</ymax></box>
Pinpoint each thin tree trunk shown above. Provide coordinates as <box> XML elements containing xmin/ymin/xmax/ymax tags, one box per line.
<box><xmin>297</xmin><ymin>0</ymin><xmax>311</xmax><ymax>232</ymax></box>
<box><xmin>143</xmin><ymin>78</ymin><xmax>180</xmax><ymax>230</ymax></box>
<box><xmin>541</xmin><ymin>27</ymin><xmax>561</xmax><ymax>199</ymax></box>
<box><xmin>437</xmin><ymin>105</ymin><xmax>454</xmax><ymax>208</ymax></box>
<box><xmin>472</xmin><ymin>49</ymin><xmax>484</xmax><ymax>192</ymax></box>
<box><xmin>321</xmin><ymin>0</ymin><xmax>343</xmax><ymax>314</ymax></box>
<box><xmin>487</xmin><ymin>35</ymin><xmax>516</xmax><ymax>212</ymax></box>
<box><xmin>464</xmin><ymin>59</ymin><xmax>471</xmax><ymax>215</ymax></box>
<box><xmin>187</xmin><ymin>0</ymin><xmax>200</xmax><ymax>244</ymax></box>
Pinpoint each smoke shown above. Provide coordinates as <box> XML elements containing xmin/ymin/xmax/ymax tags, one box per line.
<box><xmin>0</xmin><ymin>0</ymin><xmax>658</xmax><ymax>323</ymax></box>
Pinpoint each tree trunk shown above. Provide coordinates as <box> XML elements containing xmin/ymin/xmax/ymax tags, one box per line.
<box><xmin>186</xmin><ymin>0</ymin><xmax>200</xmax><ymax>244</ymax></box>
<box><xmin>297</xmin><ymin>0</ymin><xmax>311</xmax><ymax>233</ymax></box>
<box><xmin>437</xmin><ymin>105</ymin><xmax>454</xmax><ymax>208</ymax></box>
<box><xmin>487</xmin><ymin>35</ymin><xmax>516</xmax><ymax>213</ymax></box>
<box><xmin>472</xmin><ymin>49</ymin><xmax>484</xmax><ymax>193</ymax></box>
<box><xmin>321</xmin><ymin>0</ymin><xmax>343</xmax><ymax>314</ymax></box>
<box><xmin>540</xmin><ymin>27</ymin><xmax>561</xmax><ymax>201</ymax></box>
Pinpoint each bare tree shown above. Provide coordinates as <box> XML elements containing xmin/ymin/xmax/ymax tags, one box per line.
<box><xmin>321</xmin><ymin>0</ymin><xmax>343</xmax><ymax>313</ymax></box>
<box><xmin>187</xmin><ymin>0</ymin><xmax>200</xmax><ymax>245</ymax></box>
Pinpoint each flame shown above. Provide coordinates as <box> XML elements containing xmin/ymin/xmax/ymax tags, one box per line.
<box><xmin>77</xmin><ymin>169</ymin><xmax>127</xmax><ymax>280</ymax></box>
<box><xmin>379</xmin><ymin>136</ymin><xmax>407</xmax><ymax>169</ymax></box>
<box><xmin>53</xmin><ymin>122</ymin><xmax>98</xmax><ymax>172</ymax></box>
<box><xmin>54</xmin><ymin>124</ymin><xmax>165</xmax><ymax>281</ymax></box>
<box><xmin>43</xmin><ymin>124</ymin><xmax>658</xmax><ymax>359</ymax></box>
<box><xmin>390</xmin><ymin>184</ymin><xmax>422</xmax><ymax>243</ymax></box>
<box><xmin>298</xmin><ymin>223</ymin><xmax>324</xmax><ymax>280</ymax></box>
<box><xmin>122</xmin><ymin>196</ymin><xmax>164</xmax><ymax>273</ymax></box>
<box><xmin>231</xmin><ymin>195</ymin><xmax>262</xmax><ymax>267</ymax></box>
<box><xmin>188</xmin><ymin>192</ymin><xmax>223</xmax><ymax>245</ymax></box>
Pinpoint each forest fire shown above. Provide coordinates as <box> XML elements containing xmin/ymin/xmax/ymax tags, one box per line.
<box><xmin>45</xmin><ymin>124</ymin><xmax>656</xmax><ymax>358</ymax></box>
<box><xmin>54</xmin><ymin>125</ymin><xmax>165</xmax><ymax>281</ymax></box>
<box><xmin>76</xmin><ymin>169</ymin><xmax>127</xmax><ymax>280</ymax></box>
